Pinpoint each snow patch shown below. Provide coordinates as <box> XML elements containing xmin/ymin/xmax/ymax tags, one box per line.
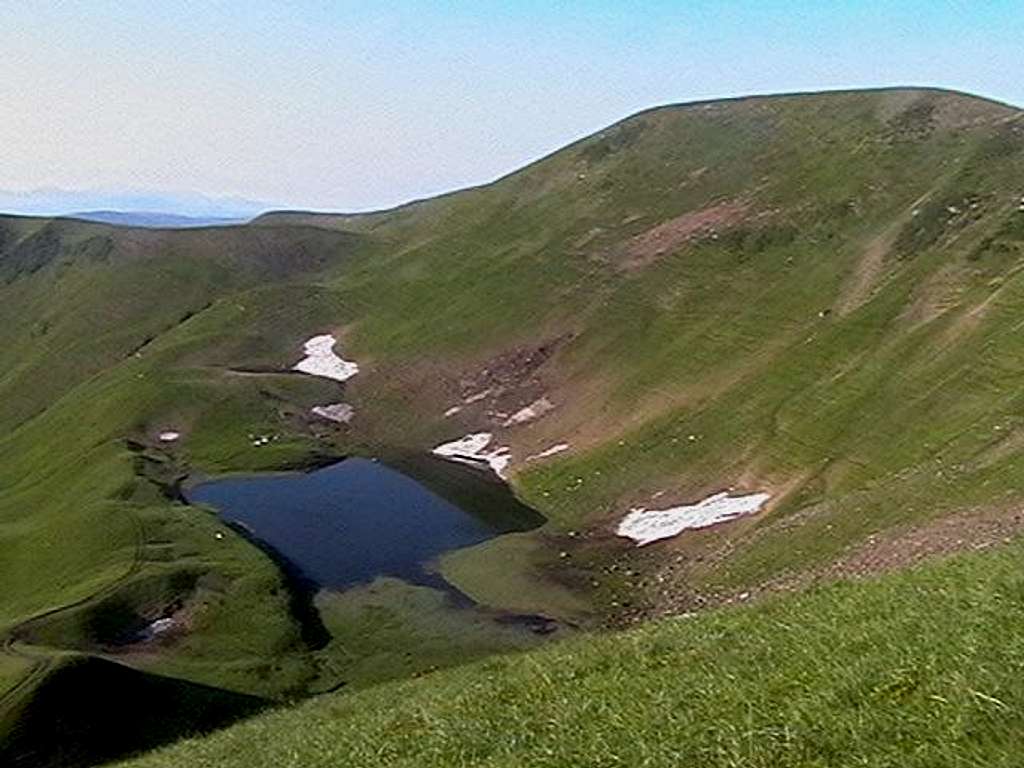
<box><xmin>526</xmin><ymin>443</ymin><xmax>571</xmax><ymax>461</ymax></box>
<box><xmin>158</xmin><ymin>431</ymin><xmax>181</xmax><ymax>443</ymax></box>
<box><xmin>504</xmin><ymin>397</ymin><xmax>554</xmax><ymax>426</ymax></box>
<box><xmin>617</xmin><ymin>491</ymin><xmax>770</xmax><ymax>546</ymax></box>
<box><xmin>444</xmin><ymin>405</ymin><xmax>463</xmax><ymax>418</ymax></box>
<box><xmin>137</xmin><ymin>617</ymin><xmax>176</xmax><ymax>642</ymax></box>
<box><xmin>432</xmin><ymin>432</ymin><xmax>511</xmax><ymax>478</ymax></box>
<box><xmin>311</xmin><ymin>403</ymin><xmax>354</xmax><ymax>424</ymax></box>
<box><xmin>293</xmin><ymin>334</ymin><xmax>359</xmax><ymax>382</ymax></box>
<box><xmin>148</xmin><ymin>618</ymin><xmax>175</xmax><ymax>635</ymax></box>
<box><xmin>464</xmin><ymin>389</ymin><xmax>492</xmax><ymax>404</ymax></box>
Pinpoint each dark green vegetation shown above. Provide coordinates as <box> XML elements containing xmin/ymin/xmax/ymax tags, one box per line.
<box><xmin>3</xmin><ymin>87</ymin><xmax>1024</xmax><ymax>765</ymax></box>
<box><xmin>5</xmin><ymin>657</ymin><xmax>266</xmax><ymax>768</ymax></box>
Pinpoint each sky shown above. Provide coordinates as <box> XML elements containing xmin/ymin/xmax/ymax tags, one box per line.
<box><xmin>2</xmin><ymin>1</ymin><xmax>1022</xmax><ymax>213</ymax></box>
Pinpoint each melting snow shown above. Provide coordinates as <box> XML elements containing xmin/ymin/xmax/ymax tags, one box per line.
<box><xmin>138</xmin><ymin>617</ymin><xmax>176</xmax><ymax>641</ymax></box>
<box><xmin>617</xmin><ymin>491</ymin><xmax>771</xmax><ymax>546</ymax></box>
<box><xmin>464</xmin><ymin>389</ymin><xmax>492</xmax><ymax>404</ymax></box>
<box><xmin>148</xmin><ymin>618</ymin><xmax>175</xmax><ymax>635</ymax></box>
<box><xmin>158</xmin><ymin>431</ymin><xmax>181</xmax><ymax>443</ymax></box>
<box><xmin>432</xmin><ymin>432</ymin><xmax>511</xmax><ymax>478</ymax></box>
<box><xmin>504</xmin><ymin>397</ymin><xmax>554</xmax><ymax>427</ymax></box>
<box><xmin>293</xmin><ymin>334</ymin><xmax>359</xmax><ymax>382</ymax></box>
<box><xmin>444</xmin><ymin>405</ymin><xmax>463</xmax><ymax>418</ymax></box>
<box><xmin>311</xmin><ymin>403</ymin><xmax>354</xmax><ymax>424</ymax></box>
<box><xmin>526</xmin><ymin>443</ymin><xmax>571</xmax><ymax>461</ymax></box>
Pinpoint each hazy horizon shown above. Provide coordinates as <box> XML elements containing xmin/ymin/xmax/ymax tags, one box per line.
<box><xmin>4</xmin><ymin>2</ymin><xmax>1022</xmax><ymax>214</ymax></box>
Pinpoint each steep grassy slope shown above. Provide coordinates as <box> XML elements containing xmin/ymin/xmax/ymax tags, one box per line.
<box><xmin>263</xmin><ymin>88</ymin><xmax>1024</xmax><ymax>611</ymax></box>
<box><xmin>0</xmin><ymin>217</ymin><xmax>362</xmax><ymax>431</ymax></box>
<box><xmin>0</xmin><ymin>222</ymin><xmax>375</xmax><ymax>744</ymax></box>
<box><xmin>3</xmin><ymin>87</ymin><xmax>1024</xmax><ymax>764</ymax></box>
<box><xmin>121</xmin><ymin>537</ymin><xmax>1024</xmax><ymax>768</ymax></box>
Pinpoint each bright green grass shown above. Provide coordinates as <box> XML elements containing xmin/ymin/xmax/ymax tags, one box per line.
<box><xmin>122</xmin><ymin>539</ymin><xmax>1024</xmax><ymax>768</ymax></box>
<box><xmin>311</xmin><ymin>578</ymin><xmax>544</xmax><ymax>690</ymax></box>
<box><xmin>440</xmin><ymin>533</ymin><xmax>591</xmax><ymax>620</ymax></box>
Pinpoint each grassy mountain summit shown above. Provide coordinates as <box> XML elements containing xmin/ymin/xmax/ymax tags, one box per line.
<box><xmin>3</xmin><ymin>87</ymin><xmax>1024</xmax><ymax>765</ymax></box>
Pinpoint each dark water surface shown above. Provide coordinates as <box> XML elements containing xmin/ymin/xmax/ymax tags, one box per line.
<box><xmin>186</xmin><ymin>457</ymin><xmax>544</xmax><ymax>592</ymax></box>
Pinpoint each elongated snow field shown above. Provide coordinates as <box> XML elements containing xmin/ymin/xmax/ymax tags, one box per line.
<box><xmin>618</xmin><ymin>491</ymin><xmax>770</xmax><ymax>546</ymax></box>
<box><xmin>432</xmin><ymin>432</ymin><xmax>512</xmax><ymax>478</ymax></box>
<box><xmin>526</xmin><ymin>443</ymin><xmax>571</xmax><ymax>461</ymax></box>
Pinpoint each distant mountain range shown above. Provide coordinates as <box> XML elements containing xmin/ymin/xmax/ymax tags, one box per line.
<box><xmin>67</xmin><ymin>210</ymin><xmax>247</xmax><ymax>229</ymax></box>
<box><xmin>0</xmin><ymin>188</ymin><xmax>277</xmax><ymax>227</ymax></box>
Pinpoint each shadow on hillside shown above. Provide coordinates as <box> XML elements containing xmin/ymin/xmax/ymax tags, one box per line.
<box><xmin>384</xmin><ymin>451</ymin><xmax>547</xmax><ymax>532</ymax></box>
<box><xmin>0</xmin><ymin>656</ymin><xmax>268</xmax><ymax>768</ymax></box>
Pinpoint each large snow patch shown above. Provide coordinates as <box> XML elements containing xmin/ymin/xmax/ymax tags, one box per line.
<box><xmin>617</xmin><ymin>491</ymin><xmax>770</xmax><ymax>546</ymax></box>
<box><xmin>293</xmin><ymin>334</ymin><xmax>359</xmax><ymax>382</ymax></box>
<box><xmin>432</xmin><ymin>432</ymin><xmax>511</xmax><ymax>478</ymax></box>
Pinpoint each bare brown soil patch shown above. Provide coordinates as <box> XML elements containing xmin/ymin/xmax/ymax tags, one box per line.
<box><xmin>620</xmin><ymin>199</ymin><xmax>750</xmax><ymax>270</ymax></box>
<box><xmin>459</xmin><ymin>338</ymin><xmax>565</xmax><ymax>399</ymax></box>
<box><xmin>815</xmin><ymin>507</ymin><xmax>1024</xmax><ymax>579</ymax></box>
<box><xmin>837</xmin><ymin>187</ymin><xmax>942</xmax><ymax>316</ymax></box>
<box><xmin>935</xmin><ymin>275</ymin><xmax>1016</xmax><ymax>348</ymax></box>
<box><xmin>896</xmin><ymin>262</ymin><xmax>967</xmax><ymax>328</ymax></box>
<box><xmin>836</xmin><ymin>227</ymin><xmax>898</xmax><ymax>316</ymax></box>
<box><xmin>439</xmin><ymin>335</ymin><xmax>575</xmax><ymax>431</ymax></box>
<box><xmin>623</xmin><ymin>502</ymin><xmax>1024</xmax><ymax>626</ymax></box>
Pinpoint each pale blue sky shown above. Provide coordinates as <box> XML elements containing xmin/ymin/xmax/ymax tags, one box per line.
<box><xmin>2</xmin><ymin>1</ymin><xmax>1021</xmax><ymax>211</ymax></box>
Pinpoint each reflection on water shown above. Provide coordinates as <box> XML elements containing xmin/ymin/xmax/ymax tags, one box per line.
<box><xmin>186</xmin><ymin>457</ymin><xmax>544</xmax><ymax>592</ymax></box>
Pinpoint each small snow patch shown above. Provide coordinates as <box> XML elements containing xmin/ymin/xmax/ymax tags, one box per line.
<box><xmin>526</xmin><ymin>443</ymin><xmax>571</xmax><ymax>461</ymax></box>
<box><xmin>293</xmin><ymin>334</ymin><xmax>359</xmax><ymax>382</ymax></box>
<box><xmin>311</xmin><ymin>403</ymin><xmax>354</xmax><ymax>424</ymax></box>
<box><xmin>504</xmin><ymin>397</ymin><xmax>554</xmax><ymax>427</ymax></box>
<box><xmin>148</xmin><ymin>618</ymin><xmax>175</xmax><ymax>635</ymax></box>
<box><xmin>158</xmin><ymin>431</ymin><xmax>181</xmax><ymax>443</ymax></box>
<box><xmin>432</xmin><ymin>432</ymin><xmax>511</xmax><ymax>478</ymax></box>
<box><xmin>617</xmin><ymin>491</ymin><xmax>770</xmax><ymax>546</ymax></box>
<box><xmin>444</xmin><ymin>405</ymin><xmax>463</xmax><ymax>418</ymax></box>
<box><xmin>138</xmin><ymin>617</ymin><xmax>176</xmax><ymax>641</ymax></box>
<box><xmin>464</xmin><ymin>389</ymin><xmax>492</xmax><ymax>404</ymax></box>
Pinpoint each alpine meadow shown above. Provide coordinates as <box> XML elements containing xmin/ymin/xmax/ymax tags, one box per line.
<box><xmin>3</xmin><ymin>87</ymin><xmax>1024</xmax><ymax>767</ymax></box>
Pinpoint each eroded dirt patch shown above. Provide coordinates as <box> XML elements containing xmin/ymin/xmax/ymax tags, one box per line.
<box><xmin>448</xmin><ymin>336</ymin><xmax>571</xmax><ymax>428</ymax></box>
<box><xmin>621</xmin><ymin>199</ymin><xmax>751</xmax><ymax>270</ymax></box>
<box><xmin>627</xmin><ymin>502</ymin><xmax>1024</xmax><ymax>625</ymax></box>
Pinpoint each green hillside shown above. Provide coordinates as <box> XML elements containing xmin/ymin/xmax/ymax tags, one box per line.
<box><xmin>3</xmin><ymin>87</ymin><xmax>1024</xmax><ymax>765</ymax></box>
<box><xmin>122</xmin><ymin>537</ymin><xmax>1024</xmax><ymax>768</ymax></box>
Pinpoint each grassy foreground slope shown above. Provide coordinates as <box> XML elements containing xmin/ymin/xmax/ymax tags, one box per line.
<box><xmin>123</xmin><ymin>538</ymin><xmax>1024</xmax><ymax>768</ymax></box>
